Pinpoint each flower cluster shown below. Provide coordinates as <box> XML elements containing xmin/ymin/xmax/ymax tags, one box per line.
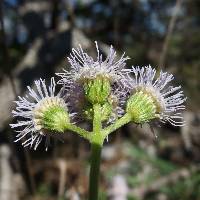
<box><xmin>11</xmin><ymin>42</ymin><xmax>186</xmax><ymax>150</ymax></box>
<box><xmin>10</xmin><ymin>78</ymin><xmax>72</xmax><ymax>150</ymax></box>
<box><xmin>124</xmin><ymin>65</ymin><xmax>186</xmax><ymax>126</ymax></box>
<box><xmin>56</xmin><ymin>42</ymin><xmax>129</xmax><ymax>122</ymax></box>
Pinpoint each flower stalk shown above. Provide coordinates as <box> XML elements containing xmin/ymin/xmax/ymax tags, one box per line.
<box><xmin>102</xmin><ymin>113</ymin><xmax>132</xmax><ymax>138</ymax></box>
<box><xmin>64</xmin><ymin>123</ymin><xmax>92</xmax><ymax>140</ymax></box>
<box><xmin>88</xmin><ymin>142</ymin><xmax>102</xmax><ymax>200</ymax></box>
<box><xmin>88</xmin><ymin>104</ymin><xmax>103</xmax><ymax>200</ymax></box>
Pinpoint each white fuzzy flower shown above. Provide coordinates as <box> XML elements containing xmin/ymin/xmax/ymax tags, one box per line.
<box><xmin>10</xmin><ymin>77</ymin><xmax>72</xmax><ymax>150</ymax></box>
<box><xmin>56</xmin><ymin>42</ymin><xmax>129</xmax><ymax>122</ymax></box>
<box><xmin>56</xmin><ymin>41</ymin><xmax>129</xmax><ymax>86</ymax></box>
<box><xmin>124</xmin><ymin>65</ymin><xmax>186</xmax><ymax>126</ymax></box>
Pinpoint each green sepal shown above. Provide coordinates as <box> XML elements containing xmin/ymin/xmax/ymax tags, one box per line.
<box><xmin>83</xmin><ymin>77</ymin><xmax>111</xmax><ymax>105</ymax></box>
<box><xmin>42</xmin><ymin>106</ymin><xmax>70</xmax><ymax>132</ymax></box>
<box><xmin>84</xmin><ymin>102</ymin><xmax>112</xmax><ymax>122</ymax></box>
<box><xmin>126</xmin><ymin>91</ymin><xmax>157</xmax><ymax>124</ymax></box>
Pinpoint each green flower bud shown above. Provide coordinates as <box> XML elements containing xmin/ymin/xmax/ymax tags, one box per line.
<box><xmin>33</xmin><ymin>97</ymin><xmax>70</xmax><ymax>133</ymax></box>
<box><xmin>126</xmin><ymin>91</ymin><xmax>158</xmax><ymax>124</ymax></box>
<box><xmin>84</xmin><ymin>102</ymin><xmax>112</xmax><ymax>122</ymax></box>
<box><xmin>83</xmin><ymin>77</ymin><xmax>111</xmax><ymax>105</ymax></box>
<box><xmin>42</xmin><ymin>106</ymin><xmax>70</xmax><ymax>132</ymax></box>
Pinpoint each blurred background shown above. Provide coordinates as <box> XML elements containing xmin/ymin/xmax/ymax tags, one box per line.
<box><xmin>0</xmin><ymin>0</ymin><xmax>200</xmax><ymax>199</ymax></box>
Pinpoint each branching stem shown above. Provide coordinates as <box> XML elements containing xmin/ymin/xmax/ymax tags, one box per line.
<box><xmin>65</xmin><ymin>123</ymin><xmax>92</xmax><ymax>140</ymax></box>
<box><xmin>88</xmin><ymin>104</ymin><xmax>103</xmax><ymax>200</ymax></box>
<box><xmin>102</xmin><ymin>113</ymin><xmax>132</xmax><ymax>138</ymax></box>
<box><xmin>64</xmin><ymin>106</ymin><xmax>131</xmax><ymax>200</ymax></box>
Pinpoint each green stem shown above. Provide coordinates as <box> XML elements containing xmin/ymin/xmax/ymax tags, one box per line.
<box><xmin>88</xmin><ymin>142</ymin><xmax>103</xmax><ymax>200</ymax></box>
<box><xmin>102</xmin><ymin>113</ymin><xmax>132</xmax><ymax>138</ymax></box>
<box><xmin>65</xmin><ymin>105</ymin><xmax>132</xmax><ymax>200</ymax></box>
<box><xmin>88</xmin><ymin>104</ymin><xmax>103</xmax><ymax>200</ymax></box>
<box><xmin>65</xmin><ymin>123</ymin><xmax>92</xmax><ymax>140</ymax></box>
<box><xmin>93</xmin><ymin>104</ymin><xmax>102</xmax><ymax>133</ymax></box>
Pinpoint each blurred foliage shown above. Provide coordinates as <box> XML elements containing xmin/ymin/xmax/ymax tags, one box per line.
<box><xmin>159</xmin><ymin>173</ymin><xmax>200</xmax><ymax>200</ymax></box>
<box><xmin>103</xmin><ymin>141</ymin><xmax>200</xmax><ymax>200</ymax></box>
<box><xmin>1</xmin><ymin>0</ymin><xmax>200</xmax><ymax>107</ymax></box>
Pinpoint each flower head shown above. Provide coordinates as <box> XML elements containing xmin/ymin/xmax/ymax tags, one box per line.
<box><xmin>57</xmin><ymin>41</ymin><xmax>129</xmax><ymax>85</ymax></box>
<box><xmin>125</xmin><ymin>65</ymin><xmax>186</xmax><ymax>126</ymax></box>
<box><xmin>56</xmin><ymin>42</ymin><xmax>129</xmax><ymax>122</ymax></box>
<box><xmin>10</xmin><ymin>78</ymin><xmax>72</xmax><ymax>150</ymax></box>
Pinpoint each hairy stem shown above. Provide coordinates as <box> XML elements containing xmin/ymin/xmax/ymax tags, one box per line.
<box><xmin>103</xmin><ymin>113</ymin><xmax>132</xmax><ymax>138</ymax></box>
<box><xmin>65</xmin><ymin>123</ymin><xmax>91</xmax><ymax>140</ymax></box>
<box><xmin>88</xmin><ymin>142</ymin><xmax>103</xmax><ymax>200</ymax></box>
<box><xmin>64</xmin><ymin>106</ymin><xmax>132</xmax><ymax>200</ymax></box>
<box><xmin>93</xmin><ymin>104</ymin><xmax>102</xmax><ymax>133</ymax></box>
<box><xmin>88</xmin><ymin>104</ymin><xmax>103</xmax><ymax>200</ymax></box>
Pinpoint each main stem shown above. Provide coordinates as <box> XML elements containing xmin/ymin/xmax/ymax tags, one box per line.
<box><xmin>87</xmin><ymin>106</ymin><xmax>131</xmax><ymax>199</ymax></box>
<box><xmin>89</xmin><ymin>104</ymin><xmax>103</xmax><ymax>200</ymax></box>
<box><xmin>89</xmin><ymin>142</ymin><xmax>102</xmax><ymax>200</ymax></box>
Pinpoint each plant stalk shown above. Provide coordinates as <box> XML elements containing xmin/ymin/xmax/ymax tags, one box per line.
<box><xmin>103</xmin><ymin>113</ymin><xmax>132</xmax><ymax>137</ymax></box>
<box><xmin>88</xmin><ymin>104</ymin><xmax>103</xmax><ymax>200</ymax></box>
<box><xmin>88</xmin><ymin>142</ymin><xmax>102</xmax><ymax>200</ymax></box>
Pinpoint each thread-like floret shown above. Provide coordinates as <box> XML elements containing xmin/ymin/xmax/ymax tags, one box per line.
<box><xmin>10</xmin><ymin>78</ymin><xmax>72</xmax><ymax>150</ymax></box>
<box><xmin>56</xmin><ymin>42</ymin><xmax>129</xmax><ymax>122</ymax></box>
<box><xmin>124</xmin><ymin>65</ymin><xmax>186</xmax><ymax>126</ymax></box>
